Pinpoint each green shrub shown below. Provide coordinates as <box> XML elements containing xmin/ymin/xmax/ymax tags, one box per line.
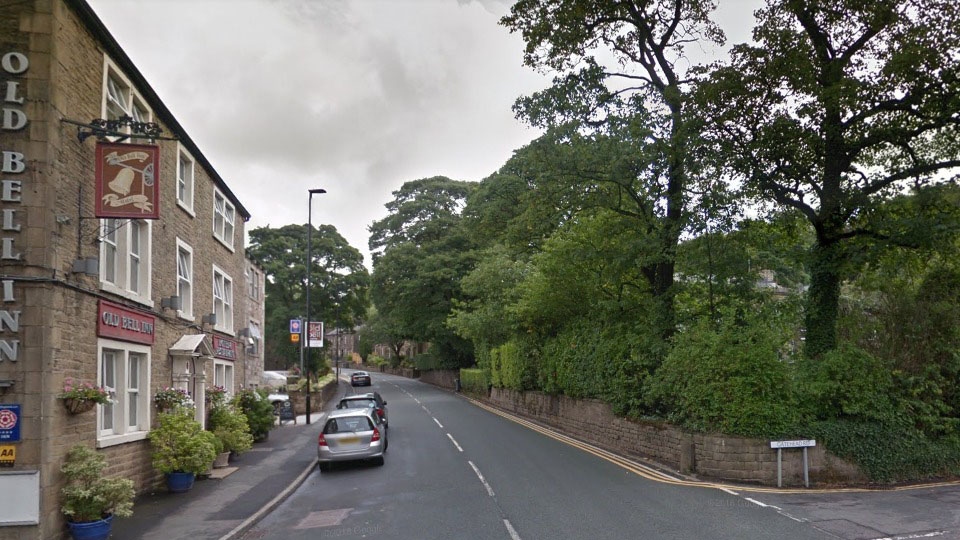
<box><xmin>797</xmin><ymin>345</ymin><xmax>898</xmax><ymax>422</ymax></box>
<box><xmin>810</xmin><ymin>418</ymin><xmax>960</xmax><ymax>483</ymax></box>
<box><xmin>149</xmin><ymin>409</ymin><xmax>219</xmax><ymax>475</ymax></box>
<box><xmin>490</xmin><ymin>340</ymin><xmax>538</xmax><ymax>390</ymax></box>
<box><xmin>208</xmin><ymin>405</ymin><xmax>254</xmax><ymax>455</ymax></box>
<box><xmin>645</xmin><ymin>308</ymin><xmax>801</xmax><ymax>438</ymax></box>
<box><xmin>459</xmin><ymin>368</ymin><xmax>489</xmax><ymax>396</ymax></box>
<box><xmin>235</xmin><ymin>389</ymin><xmax>275</xmax><ymax>442</ymax></box>
<box><xmin>60</xmin><ymin>445</ymin><xmax>135</xmax><ymax>522</ymax></box>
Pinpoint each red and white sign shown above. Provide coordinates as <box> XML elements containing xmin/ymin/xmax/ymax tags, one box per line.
<box><xmin>95</xmin><ymin>142</ymin><xmax>161</xmax><ymax>219</ymax></box>
<box><xmin>213</xmin><ymin>336</ymin><xmax>238</xmax><ymax>361</ymax></box>
<box><xmin>98</xmin><ymin>300</ymin><xmax>155</xmax><ymax>345</ymax></box>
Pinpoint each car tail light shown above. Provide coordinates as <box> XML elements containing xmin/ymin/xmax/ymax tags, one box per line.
<box><xmin>371</xmin><ymin>427</ymin><xmax>381</xmax><ymax>443</ymax></box>
<box><xmin>376</xmin><ymin>408</ymin><xmax>384</xmax><ymax>419</ymax></box>
<box><xmin>318</xmin><ymin>433</ymin><xmax>328</xmax><ymax>447</ymax></box>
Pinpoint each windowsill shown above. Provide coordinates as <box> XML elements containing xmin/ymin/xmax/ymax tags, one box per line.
<box><xmin>177</xmin><ymin>311</ymin><xmax>195</xmax><ymax>323</ymax></box>
<box><xmin>177</xmin><ymin>200</ymin><xmax>196</xmax><ymax>217</ymax></box>
<box><xmin>213</xmin><ymin>234</ymin><xmax>236</xmax><ymax>253</ymax></box>
<box><xmin>215</xmin><ymin>326</ymin><xmax>236</xmax><ymax>337</ymax></box>
<box><xmin>100</xmin><ymin>282</ymin><xmax>154</xmax><ymax>308</ymax></box>
<box><xmin>96</xmin><ymin>430</ymin><xmax>148</xmax><ymax>448</ymax></box>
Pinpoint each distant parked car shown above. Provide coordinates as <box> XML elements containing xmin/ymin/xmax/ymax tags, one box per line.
<box><xmin>317</xmin><ymin>409</ymin><xmax>387</xmax><ymax>471</ymax></box>
<box><xmin>337</xmin><ymin>392</ymin><xmax>388</xmax><ymax>428</ymax></box>
<box><xmin>350</xmin><ymin>371</ymin><xmax>372</xmax><ymax>387</ymax></box>
<box><xmin>262</xmin><ymin>371</ymin><xmax>288</xmax><ymax>390</ymax></box>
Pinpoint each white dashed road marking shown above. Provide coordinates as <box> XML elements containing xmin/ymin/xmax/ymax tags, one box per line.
<box><xmin>468</xmin><ymin>461</ymin><xmax>495</xmax><ymax>497</ymax></box>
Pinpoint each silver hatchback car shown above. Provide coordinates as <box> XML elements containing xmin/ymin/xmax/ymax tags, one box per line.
<box><xmin>317</xmin><ymin>409</ymin><xmax>387</xmax><ymax>471</ymax></box>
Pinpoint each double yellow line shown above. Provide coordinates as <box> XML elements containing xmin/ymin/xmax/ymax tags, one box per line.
<box><xmin>467</xmin><ymin>398</ymin><xmax>960</xmax><ymax>495</ymax></box>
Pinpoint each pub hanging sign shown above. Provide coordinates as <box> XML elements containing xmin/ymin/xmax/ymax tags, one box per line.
<box><xmin>95</xmin><ymin>142</ymin><xmax>160</xmax><ymax>219</ymax></box>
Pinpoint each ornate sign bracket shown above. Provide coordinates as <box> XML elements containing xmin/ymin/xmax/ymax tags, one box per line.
<box><xmin>61</xmin><ymin>116</ymin><xmax>179</xmax><ymax>143</ymax></box>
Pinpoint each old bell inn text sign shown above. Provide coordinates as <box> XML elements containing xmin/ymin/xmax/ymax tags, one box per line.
<box><xmin>95</xmin><ymin>142</ymin><xmax>160</xmax><ymax>219</ymax></box>
<box><xmin>98</xmin><ymin>300</ymin><xmax>156</xmax><ymax>345</ymax></box>
<box><xmin>1</xmin><ymin>51</ymin><xmax>30</xmax><ymax>363</ymax></box>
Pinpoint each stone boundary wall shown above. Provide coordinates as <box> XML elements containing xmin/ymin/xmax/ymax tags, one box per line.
<box><xmin>485</xmin><ymin>388</ymin><xmax>866</xmax><ymax>487</ymax></box>
<box><xmin>418</xmin><ymin>369</ymin><xmax>459</xmax><ymax>390</ymax></box>
<box><xmin>386</xmin><ymin>369</ymin><xmax>865</xmax><ymax>486</ymax></box>
<box><xmin>287</xmin><ymin>378</ymin><xmax>339</xmax><ymax>415</ymax></box>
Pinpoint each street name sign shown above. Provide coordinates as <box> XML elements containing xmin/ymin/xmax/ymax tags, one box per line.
<box><xmin>770</xmin><ymin>439</ymin><xmax>816</xmax><ymax>449</ymax></box>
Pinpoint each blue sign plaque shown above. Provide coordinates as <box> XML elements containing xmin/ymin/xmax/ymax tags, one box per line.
<box><xmin>0</xmin><ymin>404</ymin><xmax>21</xmax><ymax>442</ymax></box>
<box><xmin>289</xmin><ymin>319</ymin><xmax>302</xmax><ymax>334</ymax></box>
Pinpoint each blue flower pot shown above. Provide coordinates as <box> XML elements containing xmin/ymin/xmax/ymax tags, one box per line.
<box><xmin>66</xmin><ymin>514</ymin><xmax>113</xmax><ymax>540</ymax></box>
<box><xmin>165</xmin><ymin>471</ymin><xmax>196</xmax><ymax>493</ymax></box>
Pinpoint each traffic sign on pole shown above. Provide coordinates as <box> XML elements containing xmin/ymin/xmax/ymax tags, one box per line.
<box><xmin>289</xmin><ymin>319</ymin><xmax>302</xmax><ymax>334</ymax></box>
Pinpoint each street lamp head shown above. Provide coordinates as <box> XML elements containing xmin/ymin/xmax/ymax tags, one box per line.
<box><xmin>308</xmin><ymin>188</ymin><xmax>326</xmax><ymax>195</ymax></box>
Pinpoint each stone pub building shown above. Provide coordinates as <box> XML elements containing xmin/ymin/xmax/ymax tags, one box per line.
<box><xmin>0</xmin><ymin>1</ymin><xmax>267</xmax><ymax>538</ymax></box>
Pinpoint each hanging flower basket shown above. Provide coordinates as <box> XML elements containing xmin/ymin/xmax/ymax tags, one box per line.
<box><xmin>63</xmin><ymin>398</ymin><xmax>98</xmax><ymax>414</ymax></box>
<box><xmin>59</xmin><ymin>378</ymin><xmax>112</xmax><ymax>415</ymax></box>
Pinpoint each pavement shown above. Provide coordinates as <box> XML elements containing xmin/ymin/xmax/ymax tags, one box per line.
<box><xmin>110</xmin><ymin>383</ymin><xmax>344</xmax><ymax>540</ymax></box>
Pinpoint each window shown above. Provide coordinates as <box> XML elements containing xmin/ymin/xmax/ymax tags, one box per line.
<box><xmin>102</xmin><ymin>60</ymin><xmax>151</xmax><ymax>141</ymax></box>
<box><xmin>213</xmin><ymin>266</ymin><xmax>234</xmax><ymax>332</ymax></box>
<box><xmin>213</xmin><ymin>190</ymin><xmax>235</xmax><ymax>249</ymax></box>
<box><xmin>246</xmin><ymin>266</ymin><xmax>261</xmax><ymax>300</ymax></box>
<box><xmin>176</xmin><ymin>239</ymin><xmax>193</xmax><ymax>320</ymax></box>
<box><xmin>248</xmin><ymin>321</ymin><xmax>261</xmax><ymax>356</ymax></box>
<box><xmin>214</xmin><ymin>361</ymin><xmax>234</xmax><ymax>396</ymax></box>
<box><xmin>100</xmin><ymin>219</ymin><xmax>152</xmax><ymax>304</ymax></box>
<box><xmin>177</xmin><ymin>147</ymin><xmax>194</xmax><ymax>213</ymax></box>
<box><xmin>98</xmin><ymin>340</ymin><xmax>151</xmax><ymax>447</ymax></box>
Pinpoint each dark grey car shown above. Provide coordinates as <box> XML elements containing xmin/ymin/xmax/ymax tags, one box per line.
<box><xmin>336</xmin><ymin>392</ymin><xmax>388</xmax><ymax>428</ymax></box>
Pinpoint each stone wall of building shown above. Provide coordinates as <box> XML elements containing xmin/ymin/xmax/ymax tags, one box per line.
<box><xmin>0</xmin><ymin>2</ymin><xmax>259</xmax><ymax>538</ymax></box>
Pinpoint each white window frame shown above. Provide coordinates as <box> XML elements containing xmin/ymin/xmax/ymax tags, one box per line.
<box><xmin>97</xmin><ymin>339</ymin><xmax>151</xmax><ymax>448</ymax></box>
<box><xmin>176</xmin><ymin>239</ymin><xmax>194</xmax><ymax>321</ymax></box>
<box><xmin>213</xmin><ymin>265</ymin><xmax>234</xmax><ymax>334</ymax></box>
<box><xmin>176</xmin><ymin>144</ymin><xmax>196</xmax><ymax>215</ymax></box>
<box><xmin>100</xmin><ymin>218</ymin><xmax>153</xmax><ymax>306</ymax></box>
<box><xmin>214</xmin><ymin>360</ymin><xmax>235</xmax><ymax>397</ymax></box>
<box><xmin>213</xmin><ymin>189</ymin><xmax>236</xmax><ymax>250</ymax></box>
<box><xmin>248</xmin><ymin>320</ymin><xmax>262</xmax><ymax>357</ymax></box>
<box><xmin>247</xmin><ymin>265</ymin><xmax>261</xmax><ymax>301</ymax></box>
<box><xmin>101</xmin><ymin>58</ymin><xmax>152</xmax><ymax>141</ymax></box>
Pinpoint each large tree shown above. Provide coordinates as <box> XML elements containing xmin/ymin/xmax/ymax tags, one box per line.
<box><xmin>247</xmin><ymin>224</ymin><xmax>369</xmax><ymax>370</ymax></box>
<box><xmin>501</xmin><ymin>0</ymin><xmax>726</xmax><ymax>342</ymax></box>
<box><xmin>701</xmin><ymin>0</ymin><xmax>960</xmax><ymax>358</ymax></box>
<box><xmin>368</xmin><ymin>177</ymin><xmax>477</xmax><ymax>368</ymax></box>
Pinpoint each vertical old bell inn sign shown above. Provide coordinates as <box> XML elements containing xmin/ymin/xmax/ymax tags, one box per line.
<box><xmin>95</xmin><ymin>142</ymin><xmax>160</xmax><ymax>219</ymax></box>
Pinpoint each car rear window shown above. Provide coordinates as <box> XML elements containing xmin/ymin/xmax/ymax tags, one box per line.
<box><xmin>340</xmin><ymin>399</ymin><xmax>376</xmax><ymax>409</ymax></box>
<box><xmin>324</xmin><ymin>416</ymin><xmax>373</xmax><ymax>434</ymax></box>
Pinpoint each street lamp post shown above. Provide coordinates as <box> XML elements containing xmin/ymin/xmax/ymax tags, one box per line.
<box><xmin>305</xmin><ymin>187</ymin><xmax>326</xmax><ymax>425</ymax></box>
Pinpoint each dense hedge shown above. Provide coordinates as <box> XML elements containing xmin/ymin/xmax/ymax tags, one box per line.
<box><xmin>489</xmin><ymin>339</ymin><xmax>538</xmax><ymax>390</ymax></box>
<box><xmin>459</xmin><ymin>368</ymin><xmax>489</xmax><ymax>397</ymax></box>
<box><xmin>810</xmin><ymin>419</ymin><xmax>960</xmax><ymax>483</ymax></box>
<box><xmin>645</xmin><ymin>309</ymin><xmax>801</xmax><ymax>438</ymax></box>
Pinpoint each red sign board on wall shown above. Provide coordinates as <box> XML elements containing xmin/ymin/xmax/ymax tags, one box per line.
<box><xmin>95</xmin><ymin>142</ymin><xmax>161</xmax><ymax>219</ymax></box>
<box><xmin>98</xmin><ymin>300</ymin><xmax>155</xmax><ymax>345</ymax></box>
<box><xmin>213</xmin><ymin>336</ymin><xmax>238</xmax><ymax>361</ymax></box>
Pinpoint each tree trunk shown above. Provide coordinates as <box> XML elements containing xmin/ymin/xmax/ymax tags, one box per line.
<box><xmin>804</xmin><ymin>242</ymin><xmax>842</xmax><ymax>359</ymax></box>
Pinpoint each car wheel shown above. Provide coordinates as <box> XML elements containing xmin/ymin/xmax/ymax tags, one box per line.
<box><xmin>373</xmin><ymin>456</ymin><xmax>385</xmax><ymax>466</ymax></box>
<box><xmin>318</xmin><ymin>461</ymin><xmax>329</xmax><ymax>472</ymax></box>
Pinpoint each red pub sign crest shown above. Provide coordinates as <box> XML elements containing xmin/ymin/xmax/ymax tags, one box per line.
<box><xmin>213</xmin><ymin>336</ymin><xmax>239</xmax><ymax>361</ymax></box>
<box><xmin>97</xmin><ymin>300</ymin><xmax>155</xmax><ymax>345</ymax></box>
<box><xmin>95</xmin><ymin>142</ymin><xmax>160</xmax><ymax>219</ymax></box>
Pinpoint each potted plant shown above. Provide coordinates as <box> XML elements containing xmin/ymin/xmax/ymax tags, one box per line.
<box><xmin>58</xmin><ymin>378</ymin><xmax>112</xmax><ymax>414</ymax></box>
<box><xmin>153</xmin><ymin>387</ymin><xmax>193</xmax><ymax>412</ymax></box>
<box><xmin>60</xmin><ymin>445</ymin><xmax>134</xmax><ymax>540</ymax></box>
<box><xmin>148</xmin><ymin>408</ymin><xmax>218</xmax><ymax>492</ymax></box>
<box><xmin>208</xmin><ymin>403</ymin><xmax>254</xmax><ymax>464</ymax></box>
<box><xmin>235</xmin><ymin>389</ymin><xmax>276</xmax><ymax>442</ymax></box>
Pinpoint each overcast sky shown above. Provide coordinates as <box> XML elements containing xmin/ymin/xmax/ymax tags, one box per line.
<box><xmin>85</xmin><ymin>0</ymin><xmax>760</xmax><ymax>269</ymax></box>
